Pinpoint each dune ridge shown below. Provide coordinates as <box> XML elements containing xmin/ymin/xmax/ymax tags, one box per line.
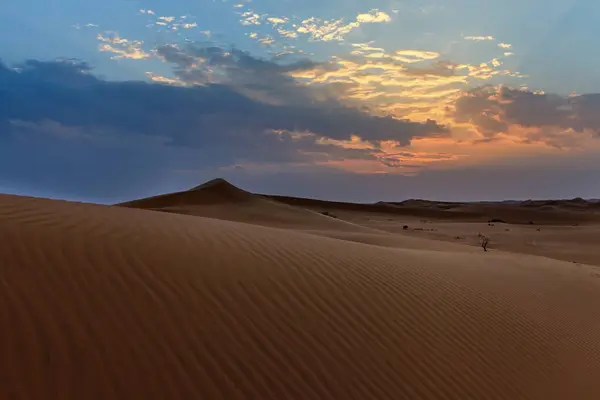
<box><xmin>3</xmin><ymin>194</ymin><xmax>600</xmax><ymax>399</ymax></box>
<box><xmin>118</xmin><ymin>178</ymin><xmax>379</xmax><ymax>233</ymax></box>
<box><xmin>120</xmin><ymin>179</ymin><xmax>600</xmax><ymax>265</ymax></box>
<box><xmin>265</xmin><ymin>194</ymin><xmax>600</xmax><ymax>225</ymax></box>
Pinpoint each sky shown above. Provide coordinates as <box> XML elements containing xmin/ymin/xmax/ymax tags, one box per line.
<box><xmin>1</xmin><ymin>0</ymin><xmax>600</xmax><ymax>203</ymax></box>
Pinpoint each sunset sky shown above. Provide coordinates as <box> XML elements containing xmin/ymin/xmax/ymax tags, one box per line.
<box><xmin>1</xmin><ymin>0</ymin><xmax>600</xmax><ymax>203</ymax></box>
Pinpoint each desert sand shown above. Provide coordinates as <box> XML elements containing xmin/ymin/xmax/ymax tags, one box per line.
<box><xmin>3</xmin><ymin>179</ymin><xmax>600</xmax><ymax>399</ymax></box>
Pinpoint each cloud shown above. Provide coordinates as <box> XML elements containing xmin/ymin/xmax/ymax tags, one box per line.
<box><xmin>257</xmin><ymin>35</ymin><xmax>275</xmax><ymax>46</ymax></box>
<box><xmin>267</xmin><ymin>17</ymin><xmax>288</xmax><ymax>25</ymax></box>
<box><xmin>251</xmin><ymin>8</ymin><xmax>392</xmax><ymax>44</ymax></box>
<box><xmin>464</xmin><ymin>36</ymin><xmax>494</xmax><ymax>41</ymax></box>
<box><xmin>247</xmin><ymin>31</ymin><xmax>278</xmax><ymax>47</ymax></box>
<box><xmin>275</xmin><ymin>27</ymin><xmax>298</xmax><ymax>39</ymax></box>
<box><xmin>351</xmin><ymin>42</ymin><xmax>385</xmax><ymax>53</ymax></box>
<box><xmin>145</xmin><ymin>72</ymin><xmax>185</xmax><ymax>85</ymax></box>
<box><xmin>158</xmin><ymin>16</ymin><xmax>176</xmax><ymax>23</ymax></box>
<box><xmin>285</xmin><ymin>42</ymin><xmax>520</xmax><ymax>125</ymax></box>
<box><xmin>296</xmin><ymin>17</ymin><xmax>360</xmax><ymax>42</ymax></box>
<box><xmin>153</xmin><ymin>43</ymin><xmax>320</xmax><ymax>100</ymax></box>
<box><xmin>3</xmin><ymin>52</ymin><xmax>600</xmax><ymax>201</ymax></box>
<box><xmin>0</xmin><ymin>56</ymin><xmax>447</xmax><ymax>192</ymax></box>
<box><xmin>72</xmin><ymin>23</ymin><xmax>99</xmax><ymax>30</ymax></box>
<box><xmin>138</xmin><ymin>12</ymin><xmax>200</xmax><ymax>31</ymax></box>
<box><xmin>356</xmin><ymin>9</ymin><xmax>392</xmax><ymax>23</ymax></box>
<box><xmin>240</xmin><ymin>11</ymin><xmax>263</xmax><ymax>26</ymax></box>
<box><xmin>155</xmin><ymin>42</ymin><xmax>445</xmax><ymax>134</ymax></box>
<box><xmin>313</xmin><ymin>135</ymin><xmax>461</xmax><ymax>174</ymax></box>
<box><xmin>97</xmin><ymin>32</ymin><xmax>150</xmax><ymax>59</ymax></box>
<box><xmin>451</xmin><ymin>86</ymin><xmax>600</xmax><ymax>148</ymax></box>
<box><xmin>10</xmin><ymin>5</ymin><xmax>600</xmax><ymax>202</ymax></box>
<box><xmin>393</xmin><ymin>50</ymin><xmax>440</xmax><ymax>63</ymax></box>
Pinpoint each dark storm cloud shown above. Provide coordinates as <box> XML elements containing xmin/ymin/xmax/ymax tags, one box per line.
<box><xmin>0</xmin><ymin>56</ymin><xmax>445</xmax><ymax>146</ymax></box>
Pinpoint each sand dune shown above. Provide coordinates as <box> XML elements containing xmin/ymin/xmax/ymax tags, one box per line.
<box><xmin>337</xmin><ymin>213</ymin><xmax>600</xmax><ymax>266</ymax></box>
<box><xmin>3</xmin><ymin>193</ymin><xmax>600</xmax><ymax>399</ymax></box>
<box><xmin>265</xmin><ymin>194</ymin><xmax>485</xmax><ymax>221</ymax></box>
<box><xmin>438</xmin><ymin>203</ymin><xmax>596</xmax><ymax>225</ymax></box>
<box><xmin>119</xmin><ymin>178</ymin><xmax>378</xmax><ymax>233</ymax></box>
<box><xmin>268</xmin><ymin>194</ymin><xmax>600</xmax><ymax>225</ymax></box>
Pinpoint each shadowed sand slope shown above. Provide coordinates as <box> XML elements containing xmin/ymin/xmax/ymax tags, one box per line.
<box><xmin>267</xmin><ymin>195</ymin><xmax>600</xmax><ymax>225</ymax></box>
<box><xmin>3</xmin><ymin>194</ymin><xmax>600</xmax><ymax>399</ymax></box>
<box><xmin>120</xmin><ymin>178</ymin><xmax>256</xmax><ymax>207</ymax></box>
<box><xmin>118</xmin><ymin>178</ymin><xmax>377</xmax><ymax>232</ymax></box>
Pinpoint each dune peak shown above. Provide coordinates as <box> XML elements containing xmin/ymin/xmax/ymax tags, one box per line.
<box><xmin>190</xmin><ymin>178</ymin><xmax>238</xmax><ymax>191</ymax></box>
<box><xmin>187</xmin><ymin>177</ymin><xmax>252</xmax><ymax>201</ymax></box>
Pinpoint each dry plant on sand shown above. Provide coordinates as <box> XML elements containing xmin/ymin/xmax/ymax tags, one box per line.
<box><xmin>480</xmin><ymin>236</ymin><xmax>490</xmax><ymax>252</ymax></box>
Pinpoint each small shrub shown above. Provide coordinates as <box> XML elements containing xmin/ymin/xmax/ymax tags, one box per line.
<box><xmin>403</xmin><ymin>225</ymin><xmax>409</xmax><ymax>230</ymax></box>
<box><xmin>480</xmin><ymin>236</ymin><xmax>490</xmax><ymax>252</ymax></box>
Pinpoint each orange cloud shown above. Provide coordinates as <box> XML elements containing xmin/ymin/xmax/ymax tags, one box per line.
<box><xmin>97</xmin><ymin>32</ymin><xmax>149</xmax><ymax>59</ymax></box>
